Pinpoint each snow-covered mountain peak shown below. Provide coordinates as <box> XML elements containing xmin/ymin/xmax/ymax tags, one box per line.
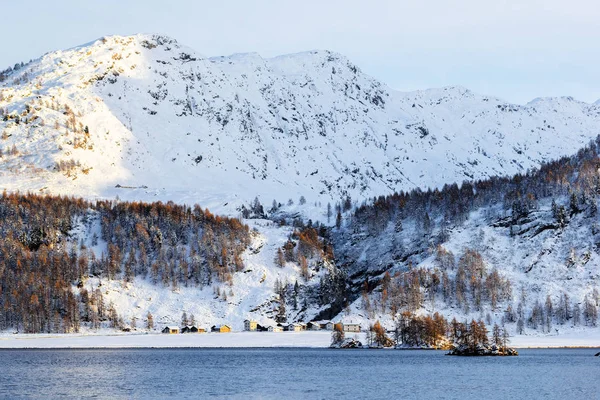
<box><xmin>269</xmin><ymin>49</ymin><xmax>357</xmax><ymax>70</ymax></box>
<box><xmin>0</xmin><ymin>34</ymin><xmax>599</xmax><ymax>215</ymax></box>
<box><xmin>526</xmin><ymin>95</ymin><xmax>587</xmax><ymax>108</ymax></box>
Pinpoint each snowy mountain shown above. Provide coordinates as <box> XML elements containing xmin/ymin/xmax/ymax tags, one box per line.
<box><xmin>1</xmin><ymin>34</ymin><xmax>599</xmax><ymax>214</ymax></box>
<box><xmin>335</xmin><ymin>194</ymin><xmax>600</xmax><ymax>336</ymax></box>
<box><xmin>1</xmin><ymin>34</ymin><xmax>599</xmax><ymax>340</ymax></box>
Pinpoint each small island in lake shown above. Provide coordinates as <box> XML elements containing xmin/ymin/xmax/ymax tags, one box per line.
<box><xmin>447</xmin><ymin>344</ymin><xmax>518</xmax><ymax>356</ymax></box>
<box><xmin>329</xmin><ymin>314</ymin><xmax>518</xmax><ymax>355</ymax></box>
<box><xmin>330</xmin><ymin>320</ymin><xmax>392</xmax><ymax>349</ymax></box>
<box><xmin>330</xmin><ymin>337</ymin><xmax>364</xmax><ymax>349</ymax></box>
<box><xmin>446</xmin><ymin>319</ymin><xmax>518</xmax><ymax>356</ymax></box>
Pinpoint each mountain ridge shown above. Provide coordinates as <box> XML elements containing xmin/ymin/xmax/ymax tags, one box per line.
<box><xmin>0</xmin><ymin>33</ymin><xmax>599</xmax><ymax>215</ymax></box>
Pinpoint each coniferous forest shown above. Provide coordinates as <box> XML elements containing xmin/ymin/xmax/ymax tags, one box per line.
<box><xmin>329</xmin><ymin>137</ymin><xmax>600</xmax><ymax>333</ymax></box>
<box><xmin>0</xmin><ymin>194</ymin><xmax>249</xmax><ymax>333</ymax></box>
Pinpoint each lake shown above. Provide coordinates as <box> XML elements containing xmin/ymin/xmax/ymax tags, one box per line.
<box><xmin>0</xmin><ymin>348</ymin><xmax>598</xmax><ymax>399</ymax></box>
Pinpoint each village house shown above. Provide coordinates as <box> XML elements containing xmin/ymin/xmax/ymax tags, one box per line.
<box><xmin>244</xmin><ymin>320</ymin><xmax>258</xmax><ymax>331</ymax></box>
<box><xmin>181</xmin><ymin>326</ymin><xmax>206</xmax><ymax>333</ymax></box>
<box><xmin>256</xmin><ymin>324</ymin><xmax>269</xmax><ymax>332</ymax></box>
<box><xmin>285</xmin><ymin>323</ymin><xmax>302</xmax><ymax>332</ymax></box>
<box><xmin>162</xmin><ymin>326</ymin><xmax>180</xmax><ymax>334</ymax></box>
<box><xmin>323</xmin><ymin>321</ymin><xmax>335</xmax><ymax>331</ymax></box>
<box><xmin>306</xmin><ymin>322</ymin><xmax>321</xmax><ymax>331</ymax></box>
<box><xmin>342</xmin><ymin>323</ymin><xmax>361</xmax><ymax>333</ymax></box>
<box><xmin>211</xmin><ymin>324</ymin><xmax>232</xmax><ymax>333</ymax></box>
<box><xmin>268</xmin><ymin>325</ymin><xmax>283</xmax><ymax>332</ymax></box>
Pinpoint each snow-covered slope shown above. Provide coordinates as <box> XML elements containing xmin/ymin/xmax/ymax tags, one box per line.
<box><xmin>335</xmin><ymin>200</ymin><xmax>600</xmax><ymax>337</ymax></box>
<box><xmin>71</xmin><ymin>219</ymin><xmax>331</xmax><ymax>331</ymax></box>
<box><xmin>1</xmin><ymin>34</ymin><xmax>599</xmax><ymax>213</ymax></box>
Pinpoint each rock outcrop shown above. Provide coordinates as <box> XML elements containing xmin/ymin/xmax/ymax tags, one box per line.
<box><xmin>447</xmin><ymin>344</ymin><xmax>518</xmax><ymax>356</ymax></box>
<box><xmin>330</xmin><ymin>338</ymin><xmax>363</xmax><ymax>349</ymax></box>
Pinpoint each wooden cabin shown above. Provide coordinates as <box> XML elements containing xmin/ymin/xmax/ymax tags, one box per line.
<box><xmin>211</xmin><ymin>324</ymin><xmax>231</xmax><ymax>333</ymax></box>
<box><xmin>162</xmin><ymin>326</ymin><xmax>180</xmax><ymax>334</ymax></box>
<box><xmin>256</xmin><ymin>324</ymin><xmax>269</xmax><ymax>332</ymax></box>
<box><xmin>181</xmin><ymin>325</ymin><xmax>205</xmax><ymax>333</ymax></box>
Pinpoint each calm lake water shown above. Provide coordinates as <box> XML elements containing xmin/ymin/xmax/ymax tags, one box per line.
<box><xmin>0</xmin><ymin>348</ymin><xmax>598</xmax><ymax>399</ymax></box>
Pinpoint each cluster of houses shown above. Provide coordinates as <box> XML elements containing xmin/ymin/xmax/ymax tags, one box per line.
<box><xmin>161</xmin><ymin>324</ymin><xmax>231</xmax><ymax>334</ymax></box>
<box><xmin>243</xmin><ymin>320</ymin><xmax>361</xmax><ymax>333</ymax></box>
<box><xmin>162</xmin><ymin>320</ymin><xmax>361</xmax><ymax>334</ymax></box>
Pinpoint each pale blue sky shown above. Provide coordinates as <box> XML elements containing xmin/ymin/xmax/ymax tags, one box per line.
<box><xmin>2</xmin><ymin>0</ymin><xmax>599</xmax><ymax>104</ymax></box>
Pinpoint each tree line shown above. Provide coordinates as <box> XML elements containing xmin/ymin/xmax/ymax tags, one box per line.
<box><xmin>0</xmin><ymin>192</ymin><xmax>250</xmax><ymax>333</ymax></box>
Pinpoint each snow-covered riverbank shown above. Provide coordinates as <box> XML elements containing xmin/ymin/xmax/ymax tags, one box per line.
<box><xmin>1</xmin><ymin>330</ymin><xmax>599</xmax><ymax>349</ymax></box>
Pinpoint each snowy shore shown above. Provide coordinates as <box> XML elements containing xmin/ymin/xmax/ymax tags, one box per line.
<box><xmin>1</xmin><ymin>330</ymin><xmax>599</xmax><ymax>349</ymax></box>
<box><xmin>0</xmin><ymin>331</ymin><xmax>333</xmax><ymax>349</ymax></box>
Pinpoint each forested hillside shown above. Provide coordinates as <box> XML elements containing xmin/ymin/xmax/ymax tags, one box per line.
<box><xmin>331</xmin><ymin>137</ymin><xmax>600</xmax><ymax>339</ymax></box>
<box><xmin>0</xmin><ymin>195</ymin><xmax>249</xmax><ymax>332</ymax></box>
<box><xmin>1</xmin><ymin>135</ymin><xmax>600</xmax><ymax>335</ymax></box>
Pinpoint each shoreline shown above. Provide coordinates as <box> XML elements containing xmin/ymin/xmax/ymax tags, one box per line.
<box><xmin>0</xmin><ymin>331</ymin><xmax>599</xmax><ymax>349</ymax></box>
